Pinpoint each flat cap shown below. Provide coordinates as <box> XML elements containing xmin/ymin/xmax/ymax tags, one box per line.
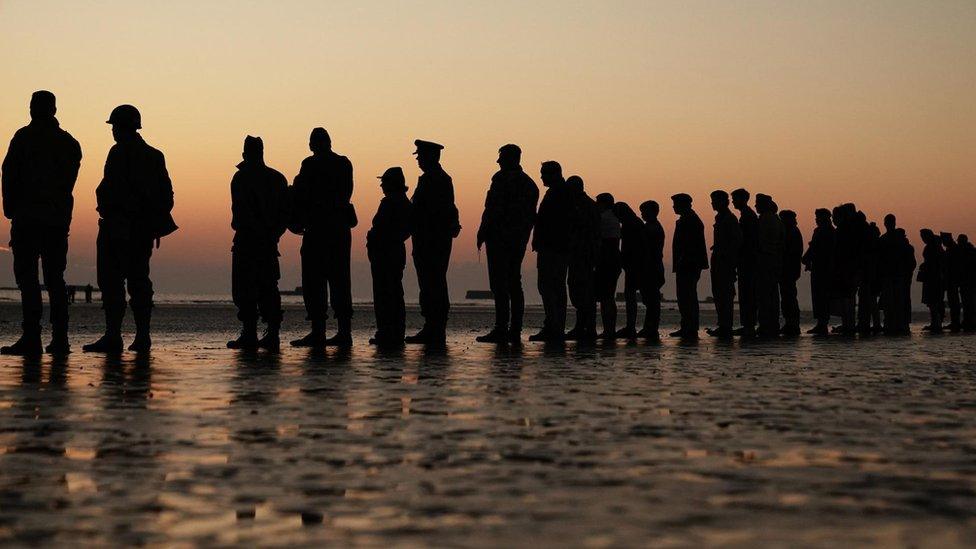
<box><xmin>780</xmin><ymin>209</ymin><xmax>796</xmax><ymax>220</ymax></box>
<box><xmin>710</xmin><ymin>190</ymin><xmax>729</xmax><ymax>201</ymax></box>
<box><xmin>671</xmin><ymin>193</ymin><xmax>693</xmax><ymax>204</ymax></box>
<box><xmin>413</xmin><ymin>139</ymin><xmax>444</xmax><ymax>155</ymax></box>
<box><xmin>499</xmin><ymin>143</ymin><xmax>521</xmax><ymax>156</ymax></box>
<box><xmin>731</xmin><ymin>188</ymin><xmax>750</xmax><ymax>200</ymax></box>
<box><xmin>378</xmin><ymin>166</ymin><xmax>405</xmax><ymax>182</ymax></box>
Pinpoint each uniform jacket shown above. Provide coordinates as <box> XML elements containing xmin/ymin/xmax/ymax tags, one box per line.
<box><xmin>737</xmin><ymin>206</ymin><xmax>759</xmax><ymax>269</ymax></box>
<box><xmin>711</xmin><ymin>209</ymin><xmax>742</xmax><ymax>277</ymax></box>
<box><xmin>643</xmin><ymin>219</ymin><xmax>666</xmax><ymax>288</ymax></box>
<box><xmin>367</xmin><ymin>191</ymin><xmax>413</xmax><ymax>267</ymax></box>
<box><xmin>96</xmin><ymin>134</ymin><xmax>175</xmax><ymax>240</ymax></box>
<box><xmin>477</xmin><ymin>167</ymin><xmax>538</xmax><ymax>249</ymax></box>
<box><xmin>672</xmin><ymin>211</ymin><xmax>708</xmax><ymax>273</ymax></box>
<box><xmin>231</xmin><ymin>160</ymin><xmax>288</xmax><ymax>249</ymax></box>
<box><xmin>291</xmin><ymin>151</ymin><xmax>355</xmax><ymax>234</ymax></box>
<box><xmin>532</xmin><ymin>182</ymin><xmax>574</xmax><ymax>254</ymax></box>
<box><xmin>411</xmin><ymin>164</ymin><xmax>459</xmax><ymax>242</ymax></box>
<box><xmin>782</xmin><ymin>225</ymin><xmax>804</xmax><ymax>281</ymax></box>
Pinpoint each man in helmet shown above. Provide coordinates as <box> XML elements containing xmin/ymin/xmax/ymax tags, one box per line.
<box><xmin>83</xmin><ymin>104</ymin><xmax>176</xmax><ymax>353</ymax></box>
<box><xmin>288</xmin><ymin>128</ymin><xmax>356</xmax><ymax>348</ymax></box>
<box><xmin>0</xmin><ymin>91</ymin><xmax>82</xmax><ymax>355</ymax></box>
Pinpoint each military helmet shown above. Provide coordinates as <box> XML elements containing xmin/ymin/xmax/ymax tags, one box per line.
<box><xmin>106</xmin><ymin>104</ymin><xmax>142</xmax><ymax>129</ymax></box>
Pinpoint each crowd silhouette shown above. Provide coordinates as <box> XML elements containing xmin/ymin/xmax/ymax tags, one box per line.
<box><xmin>2</xmin><ymin>91</ymin><xmax>975</xmax><ymax>356</ymax></box>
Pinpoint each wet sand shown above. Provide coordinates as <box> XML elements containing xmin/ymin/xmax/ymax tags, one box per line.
<box><xmin>1</xmin><ymin>302</ymin><xmax>975</xmax><ymax>546</ymax></box>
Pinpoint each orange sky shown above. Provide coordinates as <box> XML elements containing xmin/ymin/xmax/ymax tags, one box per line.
<box><xmin>1</xmin><ymin>0</ymin><xmax>974</xmax><ymax>295</ymax></box>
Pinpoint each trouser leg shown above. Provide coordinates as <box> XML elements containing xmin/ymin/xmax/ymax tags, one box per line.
<box><xmin>947</xmin><ymin>285</ymin><xmax>961</xmax><ymax>326</ymax></box>
<box><xmin>40</xmin><ymin>229</ymin><xmax>69</xmax><ymax>337</ymax></box>
<box><xmin>257</xmin><ymin>253</ymin><xmax>282</xmax><ymax>327</ymax></box>
<box><xmin>711</xmin><ymin>268</ymin><xmax>733</xmax><ymax>332</ymax></box>
<box><xmin>96</xmin><ymin>229</ymin><xmax>126</xmax><ymax>335</ymax></box>
<box><xmin>301</xmin><ymin>236</ymin><xmax>328</xmax><ymax>327</ymax></box>
<box><xmin>676</xmin><ymin>270</ymin><xmax>700</xmax><ymax>333</ymax></box>
<box><xmin>232</xmin><ymin>250</ymin><xmax>258</xmax><ymax>324</ymax></box>
<box><xmin>11</xmin><ymin>225</ymin><xmax>42</xmax><ymax>335</ymax></box>
<box><xmin>508</xmin><ymin>245</ymin><xmax>526</xmax><ymax>332</ymax></box>
<box><xmin>641</xmin><ymin>282</ymin><xmax>661</xmax><ymax>334</ymax></box>
<box><xmin>486</xmin><ymin>244</ymin><xmax>510</xmax><ymax>330</ymax></box>
<box><xmin>326</xmin><ymin>230</ymin><xmax>353</xmax><ymax>323</ymax></box>
<box><xmin>780</xmin><ymin>278</ymin><xmax>799</xmax><ymax>328</ymax></box>
<box><xmin>624</xmin><ymin>272</ymin><xmax>637</xmax><ymax>330</ymax></box>
<box><xmin>738</xmin><ymin>269</ymin><xmax>756</xmax><ymax>330</ymax></box>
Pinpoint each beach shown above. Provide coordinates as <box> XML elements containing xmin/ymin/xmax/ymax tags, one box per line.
<box><xmin>0</xmin><ymin>301</ymin><xmax>975</xmax><ymax>546</ymax></box>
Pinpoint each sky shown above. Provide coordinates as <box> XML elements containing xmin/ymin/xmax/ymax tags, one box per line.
<box><xmin>1</xmin><ymin>0</ymin><xmax>974</xmax><ymax>299</ymax></box>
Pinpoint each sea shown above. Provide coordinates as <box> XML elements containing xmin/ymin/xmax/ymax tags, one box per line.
<box><xmin>0</xmin><ymin>298</ymin><xmax>974</xmax><ymax>547</ymax></box>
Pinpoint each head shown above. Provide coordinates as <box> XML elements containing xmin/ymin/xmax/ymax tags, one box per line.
<box><xmin>959</xmin><ymin>234</ymin><xmax>970</xmax><ymax>246</ymax></box>
<box><xmin>107</xmin><ymin>104</ymin><xmax>141</xmax><ymax>143</ymax></box>
<box><xmin>613</xmin><ymin>202</ymin><xmax>640</xmax><ymax>225</ymax></box>
<box><xmin>710</xmin><ymin>190</ymin><xmax>729</xmax><ymax>213</ymax></box>
<box><xmin>639</xmin><ymin>200</ymin><xmax>659</xmax><ymax>222</ymax></box>
<box><xmin>883</xmin><ymin>213</ymin><xmax>896</xmax><ymax>231</ymax></box>
<box><xmin>671</xmin><ymin>194</ymin><xmax>692</xmax><ymax>216</ymax></box>
<box><xmin>941</xmin><ymin>232</ymin><xmax>954</xmax><ymax>247</ymax></box>
<box><xmin>242</xmin><ymin>135</ymin><xmax>264</xmax><ymax>164</ymax></box>
<box><xmin>815</xmin><ymin>208</ymin><xmax>832</xmax><ymax>228</ymax></box>
<box><xmin>596</xmin><ymin>193</ymin><xmax>615</xmax><ymax>211</ymax></box>
<box><xmin>731</xmin><ymin>188</ymin><xmax>750</xmax><ymax>209</ymax></box>
<box><xmin>378</xmin><ymin>167</ymin><xmax>407</xmax><ymax>196</ymax></box>
<box><xmin>29</xmin><ymin>90</ymin><xmax>56</xmax><ymax>120</ymax></box>
<box><xmin>566</xmin><ymin>175</ymin><xmax>584</xmax><ymax>194</ymax></box>
<box><xmin>414</xmin><ymin>140</ymin><xmax>443</xmax><ymax>172</ymax></box>
<box><xmin>497</xmin><ymin>144</ymin><xmax>521</xmax><ymax>170</ymax></box>
<box><xmin>540</xmin><ymin>161</ymin><xmax>563</xmax><ymax>187</ymax></box>
<box><xmin>755</xmin><ymin>193</ymin><xmax>773</xmax><ymax>214</ymax></box>
<box><xmin>920</xmin><ymin>228</ymin><xmax>935</xmax><ymax>244</ymax></box>
<box><xmin>309</xmin><ymin>127</ymin><xmax>331</xmax><ymax>155</ymax></box>
<box><xmin>779</xmin><ymin>210</ymin><xmax>797</xmax><ymax>227</ymax></box>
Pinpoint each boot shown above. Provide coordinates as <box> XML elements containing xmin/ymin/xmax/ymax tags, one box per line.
<box><xmin>1</xmin><ymin>330</ymin><xmax>42</xmax><ymax>356</ymax></box>
<box><xmin>84</xmin><ymin>310</ymin><xmax>124</xmax><ymax>353</ymax></box>
<box><xmin>227</xmin><ymin>320</ymin><xmax>259</xmax><ymax>350</ymax></box>
<box><xmin>46</xmin><ymin>326</ymin><xmax>71</xmax><ymax>355</ymax></box>
<box><xmin>476</xmin><ymin>326</ymin><xmax>508</xmax><ymax>343</ymax></box>
<box><xmin>291</xmin><ymin>319</ymin><xmax>327</xmax><ymax>347</ymax></box>
<box><xmin>257</xmin><ymin>324</ymin><xmax>280</xmax><ymax>352</ymax></box>
<box><xmin>615</xmin><ymin>326</ymin><xmax>637</xmax><ymax>340</ymax></box>
<box><xmin>128</xmin><ymin>308</ymin><xmax>152</xmax><ymax>352</ymax></box>
<box><xmin>324</xmin><ymin>318</ymin><xmax>352</xmax><ymax>347</ymax></box>
<box><xmin>404</xmin><ymin>328</ymin><xmax>428</xmax><ymax>344</ymax></box>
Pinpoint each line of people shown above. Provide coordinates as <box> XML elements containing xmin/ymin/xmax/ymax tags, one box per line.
<box><xmin>2</xmin><ymin>91</ymin><xmax>975</xmax><ymax>356</ymax></box>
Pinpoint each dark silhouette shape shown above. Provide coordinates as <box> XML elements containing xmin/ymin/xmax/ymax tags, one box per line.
<box><xmin>565</xmin><ymin>176</ymin><xmax>600</xmax><ymax>341</ymax></box>
<box><xmin>594</xmin><ymin>193</ymin><xmax>622</xmax><ymax>339</ymax></box>
<box><xmin>706</xmin><ymin>190</ymin><xmax>741</xmax><ymax>339</ymax></box>
<box><xmin>878</xmin><ymin>214</ymin><xmax>915</xmax><ymax>335</ymax></box>
<box><xmin>638</xmin><ymin>200</ymin><xmax>665</xmax><ymax>340</ymax></box>
<box><xmin>957</xmin><ymin>234</ymin><xmax>976</xmax><ymax>331</ymax></box>
<box><xmin>226</xmin><ymin>136</ymin><xmax>288</xmax><ymax>351</ymax></box>
<box><xmin>289</xmin><ymin>128</ymin><xmax>356</xmax><ymax>348</ymax></box>
<box><xmin>405</xmin><ymin>140</ymin><xmax>460</xmax><ymax>345</ymax></box>
<box><xmin>942</xmin><ymin>232</ymin><xmax>964</xmax><ymax>332</ymax></box>
<box><xmin>831</xmin><ymin>203</ymin><xmax>859</xmax><ymax>334</ymax></box>
<box><xmin>802</xmin><ymin>208</ymin><xmax>835</xmax><ymax>335</ymax></box>
<box><xmin>779</xmin><ymin>209</ymin><xmax>803</xmax><ymax>336</ymax></box>
<box><xmin>855</xmin><ymin>211</ymin><xmax>880</xmax><ymax>334</ymax></box>
<box><xmin>67</xmin><ymin>285</ymin><xmax>76</xmax><ymax>304</ymax></box>
<box><xmin>670</xmin><ymin>193</ymin><xmax>708</xmax><ymax>339</ymax></box>
<box><xmin>731</xmin><ymin>188</ymin><xmax>758</xmax><ymax>337</ymax></box>
<box><xmin>83</xmin><ymin>104</ymin><xmax>176</xmax><ymax>353</ymax></box>
<box><xmin>1</xmin><ymin>91</ymin><xmax>81</xmax><ymax>356</ymax></box>
<box><xmin>367</xmin><ymin>167</ymin><xmax>413</xmax><ymax>346</ymax></box>
<box><xmin>530</xmin><ymin>161</ymin><xmax>573</xmax><ymax>342</ymax></box>
<box><xmin>613</xmin><ymin>201</ymin><xmax>646</xmax><ymax>340</ymax></box>
<box><xmin>84</xmin><ymin>283</ymin><xmax>93</xmax><ymax>303</ymax></box>
<box><xmin>755</xmin><ymin>194</ymin><xmax>783</xmax><ymax>338</ymax></box>
<box><xmin>918</xmin><ymin>228</ymin><xmax>945</xmax><ymax>332</ymax></box>
<box><xmin>475</xmin><ymin>144</ymin><xmax>539</xmax><ymax>343</ymax></box>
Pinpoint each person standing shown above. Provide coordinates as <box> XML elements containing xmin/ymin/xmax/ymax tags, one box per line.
<box><xmin>0</xmin><ymin>91</ymin><xmax>82</xmax><ymax>356</ymax></box>
<box><xmin>638</xmin><ymin>200</ymin><xmax>665</xmax><ymax>340</ymax></box>
<box><xmin>942</xmin><ymin>232</ymin><xmax>964</xmax><ymax>332</ymax></box>
<box><xmin>670</xmin><ymin>193</ymin><xmax>708</xmax><ymax>339</ymax></box>
<box><xmin>831</xmin><ymin>204</ymin><xmax>859</xmax><ymax>334</ymax></box>
<box><xmin>565</xmin><ymin>176</ymin><xmax>600</xmax><ymax>341</ymax></box>
<box><xmin>405</xmin><ymin>140</ymin><xmax>460</xmax><ymax>345</ymax></box>
<box><xmin>226</xmin><ymin>136</ymin><xmax>288</xmax><ymax>351</ymax></box>
<box><xmin>878</xmin><ymin>215</ymin><xmax>915</xmax><ymax>335</ymax></box>
<box><xmin>367</xmin><ymin>168</ymin><xmax>413</xmax><ymax>346</ymax></box>
<box><xmin>530</xmin><ymin>161</ymin><xmax>573</xmax><ymax>342</ymax></box>
<box><xmin>476</xmin><ymin>144</ymin><xmax>538</xmax><ymax>343</ymax></box>
<box><xmin>755</xmin><ymin>194</ymin><xmax>784</xmax><ymax>338</ymax></box>
<box><xmin>613</xmin><ymin>201</ymin><xmax>646</xmax><ymax>339</ymax></box>
<box><xmin>779</xmin><ymin>210</ymin><xmax>803</xmax><ymax>336</ymax></box>
<box><xmin>595</xmin><ymin>193</ymin><xmax>622</xmax><ymax>339</ymax></box>
<box><xmin>731</xmin><ymin>188</ymin><xmax>758</xmax><ymax>337</ymax></box>
<box><xmin>957</xmin><ymin>234</ymin><xmax>976</xmax><ymax>331</ymax></box>
<box><xmin>83</xmin><ymin>104</ymin><xmax>177</xmax><ymax>353</ymax></box>
<box><xmin>918</xmin><ymin>229</ymin><xmax>945</xmax><ymax>333</ymax></box>
<box><xmin>289</xmin><ymin>128</ymin><xmax>356</xmax><ymax>348</ymax></box>
<box><xmin>802</xmin><ymin>208</ymin><xmax>835</xmax><ymax>335</ymax></box>
<box><xmin>706</xmin><ymin>190</ymin><xmax>741</xmax><ymax>339</ymax></box>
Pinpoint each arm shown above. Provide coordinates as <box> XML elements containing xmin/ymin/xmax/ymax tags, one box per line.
<box><xmin>1</xmin><ymin>132</ymin><xmax>23</xmax><ymax>219</ymax></box>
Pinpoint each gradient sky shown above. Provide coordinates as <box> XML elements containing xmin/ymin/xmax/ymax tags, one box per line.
<box><xmin>1</xmin><ymin>0</ymin><xmax>974</xmax><ymax>297</ymax></box>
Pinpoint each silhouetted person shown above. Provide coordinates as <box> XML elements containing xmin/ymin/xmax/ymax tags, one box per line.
<box><xmin>1</xmin><ymin>91</ymin><xmax>81</xmax><ymax>356</ymax></box>
<box><xmin>405</xmin><ymin>140</ymin><xmax>460</xmax><ymax>345</ymax></box>
<box><xmin>595</xmin><ymin>193</ymin><xmax>622</xmax><ymax>339</ymax></box>
<box><xmin>942</xmin><ymin>232</ymin><xmax>964</xmax><ymax>332</ymax></box>
<box><xmin>367</xmin><ymin>168</ymin><xmax>413</xmax><ymax>346</ymax></box>
<box><xmin>831</xmin><ymin>203</ymin><xmax>859</xmax><ymax>334</ymax></box>
<box><xmin>779</xmin><ymin>210</ymin><xmax>803</xmax><ymax>336</ymax></box>
<box><xmin>565</xmin><ymin>176</ymin><xmax>600</xmax><ymax>341</ymax></box>
<box><xmin>855</xmin><ymin>212</ymin><xmax>880</xmax><ymax>334</ymax></box>
<box><xmin>754</xmin><ymin>194</ymin><xmax>783</xmax><ymax>338</ymax></box>
<box><xmin>670</xmin><ymin>193</ymin><xmax>708</xmax><ymax>339</ymax></box>
<box><xmin>731</xmin><ymin>188</ymin><xmax>758</xmax><ymax>337</ymax></box>
<box><xmin>84</xmin><ymin>283</ymin><xmax>93</xmax><ymax>304</ymax></box>
<box><xmin>802</xmin><ymin>208</ymin><xmax>835</xmax><ymax>335</ymax></box>
<box><xmin>878</xmin><ymin>215</ymin><xmax>915</xmax><ymax>335</ymax></box>
<box><xmin>706</xmin><ymin>190</ymin><xmax>741</xmax><ymax>339</ymax></box>
<box><xmin>476</xmin><ymin>144</ymin><xmax>539</xmax><ymax>343</ymax></box>
<box><xmin>226</xmin><ymin>136</ymin><xmax>288</xmax><ymax>351</ymax></box>
<box><xmin>957</xmin><ymin>234</ymin><xmax>976</xmax><ymax>331</ymax></box>
<box><xmin>289</xmin><ymin>128</ymin><xmax>355</xmax><ymax>348</ymax></box>
<box><xmin>918</xmin><ymin>228</ymin><xmax>945</xmax><ymax>333</ymax></box>
<box><xmin>530</xmin><ymin>161</ymin><xmax>573</xmax><ymax>342</ymax></box>
<box><xmin>613</xmin><ymin>201</ymin><xmax>646</xmax><ymax>339</ymax></box>
<box><xmin>83</xmin><ymin>105</ymin><xmax>176</xmax><ymax>353</ymax></box>
<box><xmin>639</xmin><ymin>200</ymin><xmax>665</xmax><ymax>340</ymax></box>
<box><xmin>67</xmin><ymin>285</ymin><xmax>76</xmax><ymax>304</ymax></box>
